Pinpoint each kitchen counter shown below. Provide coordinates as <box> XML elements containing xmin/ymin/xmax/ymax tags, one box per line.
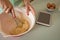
<box><xmin>0</xmin><ymin>0</ymin><xmax>60</xmax><ymax>40</ymax></box>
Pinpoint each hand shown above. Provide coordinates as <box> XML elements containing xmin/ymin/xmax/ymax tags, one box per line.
<box><xmin>23</xmin><ymin>0</ymin><xmax>35</xmax><ymax>15</ymax></box>
<box><xmin>0</xmin><ymin>0</ymin><xmax>16</xmax><ymax>18</ymax></box>
<box><xmin>26</xmin><ymin>3</ymin><xmax>35</xmax><ymax>15</ymax></box>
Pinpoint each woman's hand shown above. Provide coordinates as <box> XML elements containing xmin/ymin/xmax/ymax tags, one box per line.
<box><xmin>28</xmin><ymin>3</ymin><xmax>35</xmax><ymax>15</ymax></box>
<box><xmin>23</xmin><ymin>0</ymin><xmax>35</xmax><ymax>15</ymax></box>
<box><xmin>0</xmin><ymin>0</ymin><xmax>16</xmax><ymax>18</ymax></box>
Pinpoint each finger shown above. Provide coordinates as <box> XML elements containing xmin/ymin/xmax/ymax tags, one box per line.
<box><xmin>3</xmin><ymin>4</ymin><xmax>9</xmax><ymax>13</ymax></box>
<box><xmin>25</xmin><ymin>4</ymin><xmax>29</xmax><ymax>15</ymax></box>
<box><xmin>28</xmin><ymin>3</ymin><xmax>36</xmax><ymax>15</ymax></box>
<box><xmin>4</xmin><ymin>6</ymin><xmax>13</xmax><ymax>13</ymax></box>
<box><xmin>3</xmin><ymin>6</ymin><xmax>8</xmax><ymax>13</ymax></box>
<box><xmin>11</xmin><ymin>9</ymin><xmax>16</xmax><ymax>18</ymax></box>
<box><xmin>4</xmin><ymin>7</ymin><xmax>10</xmax><ymax>13</ymax></box>
<box><xmin>27</xmin><ymin>6</ymin><xmax>30</xmax><ymax>15</ymax></box>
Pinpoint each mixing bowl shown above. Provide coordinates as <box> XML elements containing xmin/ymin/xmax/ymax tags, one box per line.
<box><xmin>0</xmin><ymin>7</ymin><xmax>35</xmax><ymax>37</ymax></box>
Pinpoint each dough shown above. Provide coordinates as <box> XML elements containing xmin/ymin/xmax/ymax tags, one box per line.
<box><xmin>0</xmin><ymin>13</ymin><xmax>17</xmax><ymax>34</ymax></box>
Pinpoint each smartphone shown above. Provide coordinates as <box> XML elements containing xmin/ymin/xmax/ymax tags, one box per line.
<box><xmin>37</xmin><ymin>12</ymin><xmax>51</xmax><ymax>26</ymax></box>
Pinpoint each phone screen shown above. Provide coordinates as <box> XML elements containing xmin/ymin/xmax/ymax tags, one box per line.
<box><xmin>37</xmin><ymin>12</ymin><xmax>51</xmax><ymax>26</ymax></box>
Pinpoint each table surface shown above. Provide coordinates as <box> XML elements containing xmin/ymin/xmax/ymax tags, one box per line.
<box><xmin>0</xmin><ymin>0</ymin><xmax>60</xmax><ymax>40</ymax></box>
